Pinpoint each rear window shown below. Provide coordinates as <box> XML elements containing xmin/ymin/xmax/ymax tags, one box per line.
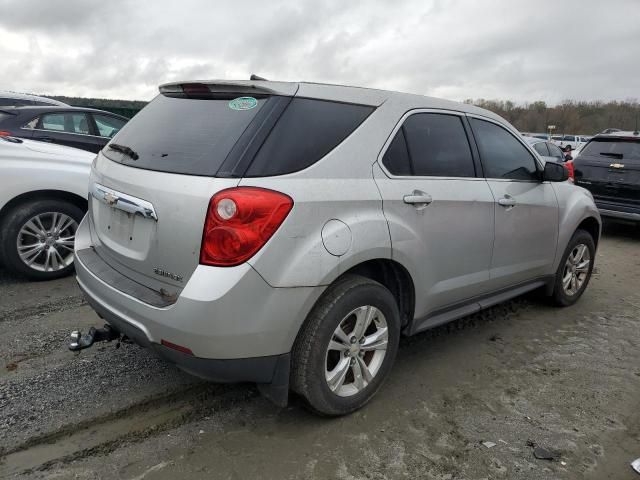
<box><xmin>245</xmin><ymin>98</ymin><xmax>373</xmax><ymax>177</ymax></box>
<box><xmin>103</xmin><ymin>94</ymin><xmax>268</xmax><ymax>175</ymax></box>
<box><xmin>580</xmin><ymin>137</ymin><xmax>640</xmax><ymax>161</ymax></box>
<box><xmin>104</xmin><ymin>95</ymin><xmax>373</xmax><ymax>177</ymax></box>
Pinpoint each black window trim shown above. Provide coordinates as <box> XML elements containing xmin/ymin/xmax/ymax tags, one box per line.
<box><xmin>465</xmin><ymin>113</ymin><xmax>544</xmax><ymax>183</ymax></box>
<box><xmin>377</xmin><ymin>108</ymin><xmax>484</xmax><ymax>181</ymax></box>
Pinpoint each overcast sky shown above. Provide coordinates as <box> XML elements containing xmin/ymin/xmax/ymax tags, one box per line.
<box><xmin>0</xmin><ymin>0</ymin><xmax>638</xmax><ymax>104</ymax></box>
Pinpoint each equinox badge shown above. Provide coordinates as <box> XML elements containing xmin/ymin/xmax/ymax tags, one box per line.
<box><xmin>153</xmin><ymin>267</ymin><xmax>183</xmax><ymax>282</ymax></box>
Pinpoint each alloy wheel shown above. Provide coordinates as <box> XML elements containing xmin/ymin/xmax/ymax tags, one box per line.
<box><xmin>16</xmin><ymin>212</ymin><xmax>78</xmax><ymax>272</ymax></box>
<box><xmin>562</xmin><ymin>243</ymin><xmax>591</xmax><ymax>296</ymax></box>
<box><xmin>325</xmin><ymin>305</ymin><xmax>388</xmax><ymax>397</ymax></box>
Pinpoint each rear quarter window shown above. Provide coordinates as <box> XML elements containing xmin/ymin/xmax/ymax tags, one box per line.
<box><xmin>244</xmin><ymin>98</ymin><xmax>374</xmax><ymax>177</ymax></box>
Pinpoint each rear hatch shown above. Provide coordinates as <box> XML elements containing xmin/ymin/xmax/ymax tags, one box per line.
<box><xmin>573</xmin><ymin>135</ymin><xmax>640</xmax><ymax>207</ymax></box>
<box><xmin>89</xmin><ymin>82</ymin><xmax>298</xmax><ymax>292</ymax></box>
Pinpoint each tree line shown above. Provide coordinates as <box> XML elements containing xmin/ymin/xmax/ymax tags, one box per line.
<box><xmin>464</xmin><ymin>99</ymin><xmax>640</xmax><ymax>135</ymax></box>
<box><xmin>49</xmin><ymin>95</ymin><xmax>640</xmax><ymax>134</ymax></box>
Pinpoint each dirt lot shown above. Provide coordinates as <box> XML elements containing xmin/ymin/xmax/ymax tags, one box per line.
<box><xmin>1</xmin><ymin>220</ymin><xmax>639</xmax><ymax>480</ymax></box>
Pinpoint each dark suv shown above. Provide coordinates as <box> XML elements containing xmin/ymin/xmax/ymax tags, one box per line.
<box><xmin>573</xmin><ymin>131</ymin><xmax>640</xmax><ymax>222</ymax></box>
<box><xmin>0</xmin><ymin>106</ymin><xmax>128</xmax><ymax>153</ymax></box>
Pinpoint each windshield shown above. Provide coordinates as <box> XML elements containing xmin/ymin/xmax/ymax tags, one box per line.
<box><xmin>580</xmin><ymin>137</ymin><xmax>640</xmax><ymax>161</ymax></box>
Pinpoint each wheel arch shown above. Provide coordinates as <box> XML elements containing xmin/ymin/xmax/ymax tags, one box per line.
<box><xmin>576</xmin><ymin>216</ymin><xmax>601</xmax><ymax>249</ymax></box>
<box><xmin>0</xmin><ymin>190</ymin><xmax>88</xmax><ymax>229</ymax></box>
<box><xmin>337</xmin><ymin>258</ymin><xmax>415</xmax><ymax>330</ymax></box>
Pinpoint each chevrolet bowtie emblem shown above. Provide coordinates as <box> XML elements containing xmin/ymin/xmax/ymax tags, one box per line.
<box><xmin>104</xmin><ymin>192</ymin><xmax>119</xmax><ymax>205</ymax></box>
<box><xmin>609</xmin><ymin>163</ymin><xmax>625</xmax><ymax>169</ymax></box>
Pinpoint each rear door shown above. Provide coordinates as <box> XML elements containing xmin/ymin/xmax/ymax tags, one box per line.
<box><xmin>574</xmin><ymin>136</ymin><xmax>640</xmax><ymax>207</ymax></box>
<box><xmin>468</xmin><ymin>116</ymin><xmax>558</xmax><ymax>289</ymax></box>
<box><xmin>34</xmin><ymin>112</ymin><xmax>103</xmax><ymax>152</ymax></box>
<box><xmin>90</xmin><ymin>113</ymin><xmax>128</xmax><ymax>147</ymax></box>
<box><xmin>89</xmin><ymin>92</ymin><xmax>279</xmax><ymax>290</ymax></box>
<box><xmin>374</xmin><ymin>111</ymin><xmax>495</xmax><ymax>317</ymax></box>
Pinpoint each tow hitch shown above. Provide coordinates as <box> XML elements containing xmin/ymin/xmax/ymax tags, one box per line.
<box><xmin>68</xmin><ymin>324</ymin><xmax>121</xmax><ymax>351</ymax></box>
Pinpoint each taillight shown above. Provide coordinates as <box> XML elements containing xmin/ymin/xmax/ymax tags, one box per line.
<box><xmin>200</xmin><ymin>187</ymin><xmax>293</xmax><ymax>267</ymax></box>
<box><xmin>565</xmin><ymin>160</ymin><xmax>575</xmax><ymax>182</ymax></box>
<box><xmin>0</xmin><ymin>130</ymin><xmax>12</xmax><ymax>137</ymax></box>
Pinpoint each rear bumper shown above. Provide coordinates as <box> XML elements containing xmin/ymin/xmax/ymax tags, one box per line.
<box><xmin>79</xmin><ymin>278</ymin><xmax>289</xmax><ymax>383</ymax></box>
<box><xmin>73</xmin><ymin>215</ymin><xmax>324</xmax><ymax>365</ymax></box>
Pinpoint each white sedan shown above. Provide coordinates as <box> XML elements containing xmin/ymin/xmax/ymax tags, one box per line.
<box><xmin>0</xmin><ymin>136</ymin><xmax>93</xmax><ymax>279</ymax></box>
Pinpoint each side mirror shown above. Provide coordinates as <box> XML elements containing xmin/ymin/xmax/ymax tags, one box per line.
<box><xmin>543</xmin><ymin>161</ymin><xmax>569</xmax><ymax>182</ymax></box>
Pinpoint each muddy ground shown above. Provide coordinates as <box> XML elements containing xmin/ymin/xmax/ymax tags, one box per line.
<box><xmin>0</xmin><ymin>220</ymin><xmax>639</xmax><ymax>480</ymax></box>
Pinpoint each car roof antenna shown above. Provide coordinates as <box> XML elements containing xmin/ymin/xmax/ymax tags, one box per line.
<box><xmin>250</xmin><ymin>74</ymin><xmax>268</xmax><ymax>81</ymax></box>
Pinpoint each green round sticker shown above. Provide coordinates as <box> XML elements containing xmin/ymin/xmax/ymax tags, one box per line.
<box><xmin>229</xmin><ymin>97</ymin><xmax>258</xmax><ymax>111</ymax></box>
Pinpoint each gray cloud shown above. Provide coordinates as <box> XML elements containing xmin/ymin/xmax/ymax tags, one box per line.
<box><xmin>0</xmin><ymin>0</ymin><xmax>638</xmax><ymax>103</ymax></box>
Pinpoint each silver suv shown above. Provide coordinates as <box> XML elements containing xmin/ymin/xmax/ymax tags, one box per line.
<box><xmin>74</xmin><ymin>80</ymin><xmax>600</xmax><ymax>415</ymax></box>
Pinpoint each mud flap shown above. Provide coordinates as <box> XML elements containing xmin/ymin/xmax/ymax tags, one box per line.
<box><xmin>256</xmin><ymin>353</ymin><xmax>290</xmax><ymax>407</ymax></box>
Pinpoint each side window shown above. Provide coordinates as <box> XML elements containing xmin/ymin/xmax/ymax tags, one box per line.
<box><xmin>93</xmin><ymin>114</ymin><xmax>126</xmax><ymax>138</ymax></box>
<box><xmin>40</xmin><ymin>113</ymin><xmax>90</xmax><ymax>134</ymax></box>
<box><xmin>385</xmin><ymin>113</ymin><xmax>475</xmax><ymax>177</ymax></box>
<box><xmin>547</xmin><ymin>143</ymin><xmax>564</xmax><ymax>159</ymax></box>
<box><xmin>533</xmin><ymin>142</ymin><xmax>549</xmax><ymax>156</ymax></box>
<box><xmin>245</xmin><ymin>98</ymin><xmax>373</xmax><ymax>177</ymax></box>
<box><xmin>23</xmin><ymin>117</ymin><xmax>39</xmax><ymax>129</ymax></box>
<box><xmin>40</xmin><ymin>113</ymin><xmax>66</xmax><ymax>131</ymax></box>
<box><xmin>470</xmin><ymin>118</ymin><xmax>539</xmax><ymax>181</ymax></box>
<box><xmin>381</xmin><ymin>129</ymin><xmax>412</xmax><ymax>175</ymax></box>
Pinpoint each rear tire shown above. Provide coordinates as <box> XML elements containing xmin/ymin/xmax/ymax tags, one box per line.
<box><xmin>0</xmin><ymin>199</ymin><xmax>84</xmax><ymax>281</ymax></box>
<box><xmin>551</xmin><ymin>229</ymin><xmax>595</xmax><ymax>306</ymax></box>
<box><xmin>291</xmin><ymin>275</ymin><xmax>400</xmax><ymax>416</ymax></box>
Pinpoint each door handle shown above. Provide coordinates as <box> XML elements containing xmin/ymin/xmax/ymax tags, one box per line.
<box><xmin>498</xmin><ymin>195</ymin><xmax>516</xmax><ymax>207</ymax></box>
<box><xmin>403</xmin><ymin>190</ymin><xmax>433</xmax><ymax>207</ymax></box>
<box><xmin>35</xmin><ymin>136</ymin><xmax>53</xmax><ymax>142</ymax></box>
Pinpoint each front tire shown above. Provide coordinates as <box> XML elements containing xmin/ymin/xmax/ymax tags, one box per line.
<box><xmin>1</xmin><ymin>199</ymin><xmax>84</xmax><ymax>280</ymax></box>
<box><xmin>551</xmin><ymin>229</ymin><xmax>595</xmax><ymax>306</ymax></box>
<box><xmin>291</xmin><ymin>275</ymin><xmax>401</xmax><ymax>416</ymax></box>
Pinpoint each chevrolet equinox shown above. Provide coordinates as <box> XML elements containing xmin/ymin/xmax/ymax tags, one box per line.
<box><xmin>73</xmin><ymin>79</ymin><xmax>601</xmax><ymax>415</ymax></box>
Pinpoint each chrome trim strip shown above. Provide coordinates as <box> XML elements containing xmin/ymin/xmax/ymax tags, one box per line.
<box><xmin>90</xmin><ymin>183</ymin><xmax>158</xmax><ymax>221</ymax></box>
<box><xmin>599</xmin><ymin>209</ymin><xmax>640</xmax><ymax>221</ymax></box>
<box><xmin>21</xmin><ymin>127</ymin><xmax>110</xmax><ymax>139</ymax></box>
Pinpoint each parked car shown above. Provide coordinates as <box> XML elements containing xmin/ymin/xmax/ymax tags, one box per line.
<box><xmin>0</xmin><ymin>136</ymin><xmax>93</xmax><ymax>279</ymax></box>
<box><xmin>72</xmin><ymin>80</ymin><xmax>601</xmax><ymax>416</ymax></box>
<box><xmin>573</xmin><ymin>131</ymin><xmax>640</xmax><ymax>223</ymax></box>
<box><xmin>525</xmin><ymin>137</ymin><xmax>567</xmax><ymax>163</ymax></box>
<box><xmin>0</xmin><ymin>90</ymin><xmax>68</xmax><ymax>107</ymax></box>
<box><xmin>0</xmin><ymin>106</ymin><xmax>128</xmax><ymax>153</ymax></box>
<box><xmin>552</xmin><ymin>134</ymin><xmax>591</xmax><ymax>151</ymax></box>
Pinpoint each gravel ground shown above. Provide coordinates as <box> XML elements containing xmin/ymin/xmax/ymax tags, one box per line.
<box><xmin>0</xmin><ymin>220</ymin><xmax>639</xmax><ymax>479</ymax></box>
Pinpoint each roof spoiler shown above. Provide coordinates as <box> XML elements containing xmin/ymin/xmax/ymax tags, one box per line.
<box><xmin>159</xmin><ymin>80</ymin><xmax>298</xmax><ymax>97</ymax></box>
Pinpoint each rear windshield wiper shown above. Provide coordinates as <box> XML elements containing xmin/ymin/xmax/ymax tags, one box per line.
<box><xmin>108</xmin><ymin>143</ymin><xmax>139</xmax><ymax>160</ymax></box>
<box><xmin>599</xmin><ymin>152</ymin><xmax>623</xmax><ymax>159</ymax></box>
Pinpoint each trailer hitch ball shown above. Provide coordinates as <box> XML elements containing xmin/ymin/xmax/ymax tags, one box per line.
<box><xmin>68</xmin><ymin>325</ymin><xmax>120</xmax><ymax>351</ymax></box>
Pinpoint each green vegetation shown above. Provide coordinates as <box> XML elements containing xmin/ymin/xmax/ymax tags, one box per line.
<box><xmin>48</xmin><ymin>96</ymin><xmax>148</xmax><ymax>119</ymax></box>
<box><xmin>465</xmin><ymin>99</ymin><xmax>640</xmax><ymax>135</ymax></box>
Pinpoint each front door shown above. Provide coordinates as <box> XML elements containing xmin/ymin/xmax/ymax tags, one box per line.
<box><xmin>468</xmin><ymin>117</ymin><xmax>559</xmax><ymax>289</ymax></box>
<box><xmin>374</xmin><ymin>111</ymin><xmax>495</xmax><ymax>322</ymax></box>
